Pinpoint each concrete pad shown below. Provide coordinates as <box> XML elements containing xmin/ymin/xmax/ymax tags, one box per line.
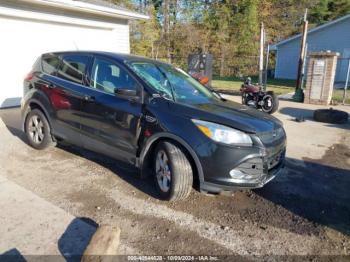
<box><xmin>0</xmin><ymin>175</ymin><xmax>7</xmax><ymax>183</ymax></box>
<box><xmin>0</xmin><ymin>175</ymin><xmax>96</xmax><ymax>258</ymax></box>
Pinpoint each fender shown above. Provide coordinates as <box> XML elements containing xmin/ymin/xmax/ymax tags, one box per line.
<box><xmin>138</xmin><ymin>132</ymin><xmax>204</xmax><ymax>183</ymax></box>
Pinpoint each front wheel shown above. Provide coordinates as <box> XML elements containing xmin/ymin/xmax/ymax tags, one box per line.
<box><xmin>261</xmin><ymin>91</ymin><xmax>279</xmax><ymax>114</ymax></box>
<box><xmin>153</xmin><ymin>141</ymin><xmax>193</xmax><ymax>201</ymax></box>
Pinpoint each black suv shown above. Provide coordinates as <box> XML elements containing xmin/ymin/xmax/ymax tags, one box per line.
<box><xmin>22</xmin><ymin>51</ymin><xmax>286</xmax><ymax>201</ymax></box>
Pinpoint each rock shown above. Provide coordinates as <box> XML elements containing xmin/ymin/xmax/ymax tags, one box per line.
<box><xmin>220</xmin><ymin>225</ymin><xmax>230</xmax><ymax>231</ymax></box>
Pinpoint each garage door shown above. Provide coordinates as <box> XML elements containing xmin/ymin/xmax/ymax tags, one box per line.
<box><xmin>0</xmin><ymin>16</ymin><xmax>129</xmax><ymax>108</ymax></box>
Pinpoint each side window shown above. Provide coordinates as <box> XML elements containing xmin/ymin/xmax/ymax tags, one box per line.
<box><xmin>90</xmin><ymin>58</ymin><xmax>139</xmax><ymax>94</ymax></box>
<box><xmin>57</xmin><ymin>55</ymin><xmax>89</xmax><ymax>85</ymax></box>
<box><xmin>42</xmin><ymin>55</ymin><xmax>59</xmax><ymax>75</ymax></box>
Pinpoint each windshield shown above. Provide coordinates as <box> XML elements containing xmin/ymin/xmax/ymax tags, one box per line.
<box><xmin>127</xmin><ymin>61</ymin><xmax>217</xmax><ymax>104</ymax></box>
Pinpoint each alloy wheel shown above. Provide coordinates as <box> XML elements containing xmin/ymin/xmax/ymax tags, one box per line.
<box><xmin>28</xmin><ymin>115</ymin><xmax>45</xmax><ymax>144</ymax></box>
<box><xmin>155</xmin><ymin>150</ymin><xmax>171</xmax><ymax>193</ymax></box>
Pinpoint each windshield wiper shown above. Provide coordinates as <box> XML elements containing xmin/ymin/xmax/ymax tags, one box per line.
<box><xmin>206</xmin><ymin>87</ymin><xmax>226</xmax><ymax>101</ymax></box>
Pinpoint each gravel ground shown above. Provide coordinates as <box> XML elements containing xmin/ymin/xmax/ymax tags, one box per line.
<box><xmin>0</xmin><ymin>99</ymin><xmax>349</xmax><ymax>260</ymax></box>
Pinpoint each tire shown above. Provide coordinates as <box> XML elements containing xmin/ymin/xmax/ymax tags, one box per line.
<box><xmin>25</xmin><ymin>109</ymin><xmax>56</xmax><ymax>150</ymax></box>
<box><xmin>153</xmin><ymin>141</ymin><xmax>193</xmax><ymax>201</ymax></box>
<box><xmin>313</xmin><ymin>109</ymin><xmax>348</xmax><ymax>124</ymax></box>
<box><xmin>241</xmin><ymin>93</ymin><xmax>246</xmax><ymax>105</ymax></box>
<box><xmin>261</xmin><ymin>91</ymin><xmax>279</xmax><ymax>114</ymax></box>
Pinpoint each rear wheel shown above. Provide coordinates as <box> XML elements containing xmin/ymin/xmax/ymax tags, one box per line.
<box><xmin>25</xmin><ymin>109</ymin><xmax>56</xmax><ymax>150</ymax></box>
<box><xmin>153</xmin><ymin>141</ymin><xmax>193</xmax><ymax>201</ymax></box>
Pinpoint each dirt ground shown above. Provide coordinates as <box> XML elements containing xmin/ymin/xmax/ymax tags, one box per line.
<box><xmin>0</xmin><ymin>98</ymin><xmax>349</xmax><ymax>260</ymax></box>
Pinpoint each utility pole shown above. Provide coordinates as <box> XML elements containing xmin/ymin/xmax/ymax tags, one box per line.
<box><xmin>264</xmin><ymin>44</ymin><xmax>270</xmax><ymax>91</ymax></box>
<box><xmin>343</xmin><ymin>59</ymin><xmax>350</xmax><ymax>104</ymax></box>
<box><xmin>259</xmin><ymin>22</ymin><xmax>265</xmax><ymax>86</ymax></box>
<box><xmin>294</xmin><ymin>9</ymin><xmax>309</xmax><ymax>102</ymax></box>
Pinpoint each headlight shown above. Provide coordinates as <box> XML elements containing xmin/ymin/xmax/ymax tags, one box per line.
<box><xmin>192</xmin><ymin>119</ymin><xmax>253</xmax><ymax>146</ymax></box>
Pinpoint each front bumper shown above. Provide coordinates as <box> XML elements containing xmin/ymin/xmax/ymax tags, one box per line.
<box><xmin>198</xmin><ymin>136</ymin><xmax>286</xmax><ymax>193</ymax></box>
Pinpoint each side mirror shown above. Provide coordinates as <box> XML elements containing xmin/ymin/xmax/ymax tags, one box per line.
<box><xmin>114</xmin><ymin>88</ymin><xmax>137</xmax><ymax>97</ymax></box>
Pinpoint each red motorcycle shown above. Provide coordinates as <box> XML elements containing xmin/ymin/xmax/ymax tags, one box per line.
<box><xmin>240</xmin><ymin>77</ymin><xmax>279</xmax><ymax>114</ymax></box>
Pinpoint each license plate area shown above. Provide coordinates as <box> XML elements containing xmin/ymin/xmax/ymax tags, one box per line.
<box><xmin>267</xmin><ymin>150</ymin><xmax>284</xmax><ymax>170</ymax></box>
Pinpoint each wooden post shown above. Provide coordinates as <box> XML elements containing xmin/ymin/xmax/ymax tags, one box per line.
<box><xmin>296</xmin><ymin>9</ymin><xmax>309</xmax><ymax>91</ymax></box>
<box><xmin>81</xmin><ymin>225</ymin><xmax>121</xmax><ymax>262</ymax></box>
<box><xmin>259</xmin><ymin>23</ymin><xmax>265</xmax><ymax>86</ymax></box>
<box><xmin>343</xmin><ymin>59</ymin><xmax>350</xmax><ymax>104</ymax></box>
<box><xmin>264</xmin><ymin>44</ymin><xmax>270</xmax><ymax>91</ymax></box>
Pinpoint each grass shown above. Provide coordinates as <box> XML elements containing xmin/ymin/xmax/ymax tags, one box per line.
<box><xmin>211</xmin><ymin>76</ymin><xmax>350</xmax><ymax>104</ymax></box>
<box><xmin>333</xmin><ymin>89</ymin><xmax>350</xmax><ymax>104</ymax></box>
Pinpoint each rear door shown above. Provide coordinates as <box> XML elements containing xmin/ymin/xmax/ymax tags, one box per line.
<box><xmin>79</xmin><ymin>56</ymin><xmax>144</xmax><ymax>164</ymax></box>
<box><xmin>42</xmin><ymin>53</ymin><xmax>91</xmax><ymax>144</ymax></box>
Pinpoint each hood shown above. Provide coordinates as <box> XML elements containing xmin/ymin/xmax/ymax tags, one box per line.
<box><xmin>170</xmin><ymin>99</ymin><xmax>282</xmax><ymax>133</ymax></box>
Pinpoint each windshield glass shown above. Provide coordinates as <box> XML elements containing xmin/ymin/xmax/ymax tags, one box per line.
<box><xmin>127</xmin><ymin>61</ymin><xmax>217</xmax><ymax>104</ymax></box>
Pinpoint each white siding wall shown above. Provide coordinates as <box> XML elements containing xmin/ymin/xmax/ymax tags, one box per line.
<box><xmin>275</xmin><ymin>17</ymin><xmax>350</xmax><ymax>82</ymax></box>
<box><xmin>0</xmin><ymin>6</ymin><xmax>130</xmax><ymax>108</ymax></box>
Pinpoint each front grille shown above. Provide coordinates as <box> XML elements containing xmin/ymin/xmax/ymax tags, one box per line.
<box><xmin>258</xmin><ymin>128</ymin><xmax>285</xmax><ymax>145</ymax></box>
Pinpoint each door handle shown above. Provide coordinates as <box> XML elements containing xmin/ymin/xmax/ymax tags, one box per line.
<box><xmin>83</xmin><ymin>95</ymin><xmax>95</xmax><ymax>102</ymax></box>
<box><xmin>47</xmin><ymin>83</ymin><xmax>55</xmax><ymax>89</ymax></box>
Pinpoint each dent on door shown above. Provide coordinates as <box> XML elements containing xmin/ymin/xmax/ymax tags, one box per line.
<box><xmin>80</xmin><ymin>92</ymin><xmax>143</xmax><ymax>164</ymax></box>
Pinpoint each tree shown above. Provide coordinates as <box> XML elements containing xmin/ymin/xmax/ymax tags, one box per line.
<box><xmin>309</xmin><ymin>0</ymin><xmax>350</xmax><ymax>25</ymax></box>
<box><xmin>130</xmin><ymin>5</ymin><xmax>161</xmax><ymax>58</ymax></box>
<box><xmin>309</xmin><ymin>0</ymin><xmax>330</xmax><ymax>24</ymax></box>
<box><xmin>328</xmin><ymin>0</ymin><xmax>350</xmax><ymax>19</ymax></box>
<box><xmin>128</xmin><ymin>0</ymin><xmax>349</xmax><ymax>77</ymax></box>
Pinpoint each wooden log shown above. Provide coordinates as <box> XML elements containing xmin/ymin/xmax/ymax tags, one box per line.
<box><xmin>81</xmin><ymin>225</ymin><xmax>121</xmax><ymax>262</ymax></box>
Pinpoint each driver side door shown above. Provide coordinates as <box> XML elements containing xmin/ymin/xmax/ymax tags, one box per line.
<box><xmin>79</xmin><ymin>56</ymin><xmax>143</xmax><ymax>164</ymax></box>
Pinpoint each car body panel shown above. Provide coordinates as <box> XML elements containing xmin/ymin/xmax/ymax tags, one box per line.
<box><xmin>22</xmin><ymin>51</ymin><xmax>287</xmax><ymax>194</ymax></box>
<box><xmin>78</xmin><ymin>88</ymin><xmax>143</xmax><ymax>164</ymax></box>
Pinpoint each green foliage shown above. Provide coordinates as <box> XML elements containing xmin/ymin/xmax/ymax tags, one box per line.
<box><xmin>309</xmin><ymin>0</ymin><xmax>331</xmax><ymax>24</ymax></box>
<box><xmin>309</xmin><ymin>0</ymin><xmax>350</xmax><ymax>24</ymax></box>
<box><xmin>328</xmin><ymin>0</ymin><xmax>350</xmax><ymax>19</ymax></box>
<box><xmin>127</xmin><ymin>0</ymin><xmax>350</xmax><ymax>77</ymax></box>
<box><xmin>130</xmin><ymin>5</ymin><xmax>161</xmax><ymax>58</ymax></box>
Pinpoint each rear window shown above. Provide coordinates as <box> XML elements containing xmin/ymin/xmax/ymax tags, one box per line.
<box><xmin>57</xmin><ymin>55</ymin><xmax>89</xmax><ymax>85</ymax></box>
<box><xmin>42</xmin><ymin>54</ymin><xmax>59</xmax><ymax>75</ymax></box>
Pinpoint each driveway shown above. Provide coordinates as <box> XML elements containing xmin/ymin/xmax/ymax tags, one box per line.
<box><xmin>0</xmin><ymin>99</ymin><xmax>349</xmax><ymax>259</ymax></box>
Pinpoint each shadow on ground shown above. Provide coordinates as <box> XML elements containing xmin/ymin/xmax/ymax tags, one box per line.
<box><xmin>0</xmin><ymin>107</ymin><xmax>26</xmax><ymax>142</ymax></box>
<box><xmin>0</xmin><ymin>218</ymin><xmax>97</xmax><ymax>262</ymax></box>
<box><xmin>58</xmin><ymin>217</ymin><xmax>98</xmax><ymax>262</ymax></box>
<box><xmin>279</xmin><ymin>107</ymin><xmax>349</xmax><ymax>130</ymax></box>
<box><xmin>1</xmin><ymin>107</ymin><xmax>350</xmax><ymax>237</ymax></box>
<box><xmin>0</xmin><ymin>249</ymin><xmax>27</xmax><ymax>262</ymax></box>
<box><xmin>0</xmin><ymin>107</ymin><xmax>161</xmax><ymax>200</ymax></box>
<box><xmin>256</xmin><ymin>150</ymin><xmax>350</xmax><ymax>236</ymax></box>
<box><xmin>58</xmin><ymin>142</ymin><xmax>160</xmax><ymax>200</ymax></box>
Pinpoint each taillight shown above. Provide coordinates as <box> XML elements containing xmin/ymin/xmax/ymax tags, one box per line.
<box><xmin>24</xmin><ymin>72</ymin><xmax>34</xmax><ymax>81</ymax></box>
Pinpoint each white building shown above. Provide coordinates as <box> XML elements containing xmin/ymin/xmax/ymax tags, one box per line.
<box><xmin>271</xmin><ymin>14</ymin><xmax>350</xmax><ymax>83</ymax></box>
<box><xmin>0</xmin><ymin>0</ymin><xmax>148</xmax><ymax>108</ymax></box>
